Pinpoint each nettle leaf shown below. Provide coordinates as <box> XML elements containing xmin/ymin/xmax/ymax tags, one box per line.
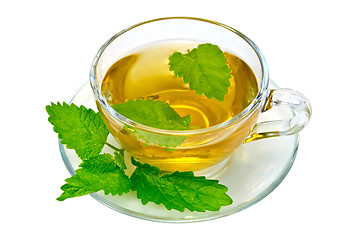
<box><xmin>112</xmin><ymin>99</ymin><xmax>190</xmax><ymax>147</ymax></box>
<box><xmin>46</xmin><ymin>102</ymin><xmax>109</xmax><ymax>160</ymax></box>
<box><xmin>169</xmin><ymin>43</ymin><xmax>231</xmax><ymax>101</ymax></box>
<box><xmin>130</xmin><ymin>158</ymin><xmax>233</xmax><ymax>212</ymax></box>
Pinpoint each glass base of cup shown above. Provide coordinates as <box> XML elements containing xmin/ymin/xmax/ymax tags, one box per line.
<box><xmin>194</xmin><ymin>155</ymin><xmax>232</xmax><ymax>178</ymax></box>
<box><xmin>106</xmin><ymin>135</ymin><xmax>232</xmax><ymax>178</ymax></box>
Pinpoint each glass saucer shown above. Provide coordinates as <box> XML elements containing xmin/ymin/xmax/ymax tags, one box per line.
<box><xmin>59</xmin><ymin>81</ymin><xmax>299</xmax><ymax>223</ymax></box>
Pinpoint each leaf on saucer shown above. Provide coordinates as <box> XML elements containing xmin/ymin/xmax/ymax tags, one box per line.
<box><xmin>130</xmin><ymin>158</ymin><xmax>233</xmax><ymax>212</ymax></box>
<box><xmin>57</xmin><ymin>153</ymin><xmax>131</xmax><ymax>201</ymax></box>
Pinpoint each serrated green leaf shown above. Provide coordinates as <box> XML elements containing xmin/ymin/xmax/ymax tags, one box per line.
<box><xmin>57</xmin><ymin>153</ymin><xmax>131</xmax><ymax>201</ymax></box>
<box><xmin>169</xmin><ymin>43</ymin><xmax>232</xmax><ymax>101</ymax></box>
<box><xmin>130</xmin><ymin>158</ymin><xmax>233</xmax><ymax>212</ymax></box>
<box><xmin>46</xmin><ymin>102</ymin><xmax>109</xmax><ymax>160</ymax></box>
<box><xmin>79</xmin><ymin>154</ymin><xmax>117</xmax><ymax>173</ymax></box>
<box><xmin>112</xmin><ymin>99</ymin><xmax>190</xmax><ymax>147</ymax></box>
<box><xmin>112</xmin><ymin>99</ymin><xmax>190</xmax><ymax>130</ymax></box>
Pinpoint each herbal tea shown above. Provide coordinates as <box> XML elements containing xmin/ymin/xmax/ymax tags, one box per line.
<box><xmin>99</xmin><ymin>41</ymin><xmax>260</xmax><ymax>172</ymax></box>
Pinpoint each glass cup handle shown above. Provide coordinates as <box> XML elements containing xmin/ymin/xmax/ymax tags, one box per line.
<box><xmin>244</xmin><ymin>88</ymin><xmax>312</xmax><ymax>143</ymax></box>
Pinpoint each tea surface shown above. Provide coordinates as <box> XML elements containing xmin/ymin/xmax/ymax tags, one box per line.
<box><xmin>100</xmin><ymin>41</ymin><xmax>259</xmax><ymax>171</ymax></box>
<box><xmin>101</xmin><ymin>41</ymin><xmax>258</xmax><ymax>129</ymax></box>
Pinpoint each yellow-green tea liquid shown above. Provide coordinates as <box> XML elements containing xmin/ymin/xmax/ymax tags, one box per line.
<box><xmin>100</xmin><ymin>41</ymin><xmax>259</xmax><ymax>171</ymax></box>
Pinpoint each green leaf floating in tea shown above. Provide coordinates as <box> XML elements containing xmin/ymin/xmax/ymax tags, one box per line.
<box><xmin>169</xmin><ymin>43</ymin><xmax>232</xmax><ymax>101</ymax></box>
<box><xmin>112</xmin><ymin>99</ymin><xmax>191</xmax><ymax>147</ymax></box>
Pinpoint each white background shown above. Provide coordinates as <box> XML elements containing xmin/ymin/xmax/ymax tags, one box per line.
<box><xmin>1</xmin><ymin>0</ymin><xmax>361</xmax><ymax>239</ymax></box>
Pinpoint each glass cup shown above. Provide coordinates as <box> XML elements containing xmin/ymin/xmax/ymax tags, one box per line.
<box><xmin>90</xmin><ymin>17</ymin><xmax>312</xmax><ymax>173</ymax></box>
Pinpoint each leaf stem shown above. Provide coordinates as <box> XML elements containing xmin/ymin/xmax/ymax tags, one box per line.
<box><xmin>105</xmin><ymin>142</ymin><xmax>123</xmax><ymax>152</ymax></box>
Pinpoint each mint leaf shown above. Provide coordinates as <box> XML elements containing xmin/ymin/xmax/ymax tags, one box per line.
<box><xmin>130</xmin><ymin>158</ymin><xmax>233</xmax><ymax>212</ymax></box>
<box><xmin>48</xmin><ymin>102</ymin><xmax>234</xmax><ymax>212</ymax></box>
<box><xmin>112</xmin><ymin>99</ymin><xmax>191</xmax><ymax>147</ymax></box>
<box><xmin>112</xmin><ymin>99</ymin><xmax>191</xmax><ymax>130</ymax></box>
<box><xmin>78</xmin><ymin>153</ymin><xmax>117</xmax><ymax>173</ymax></box>
<box><xmin>57</xmin><ymin>153</ymin><xmax>131</xmax><ymax>201</ymax></box>
<box><xmin>169</xmin><ymin>43</ymin><xmax>231</xmax><ymax>101</ymax></box>
<box><xmin>46</xmin><ymin>102</ymin><xmax>109</xmax><ymax>160</ymax></box>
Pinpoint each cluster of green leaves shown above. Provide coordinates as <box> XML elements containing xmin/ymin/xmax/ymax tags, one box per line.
<box><xmin>47</xmin><ymin>102</ymin><xmax>233</xmax><ymax>212</ymax></box>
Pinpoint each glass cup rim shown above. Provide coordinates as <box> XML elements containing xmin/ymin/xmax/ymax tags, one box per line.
<box><xmin>90</xmin><ymin>16</ymin><xmax>269</xmax><ymax>136</ymax></box>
